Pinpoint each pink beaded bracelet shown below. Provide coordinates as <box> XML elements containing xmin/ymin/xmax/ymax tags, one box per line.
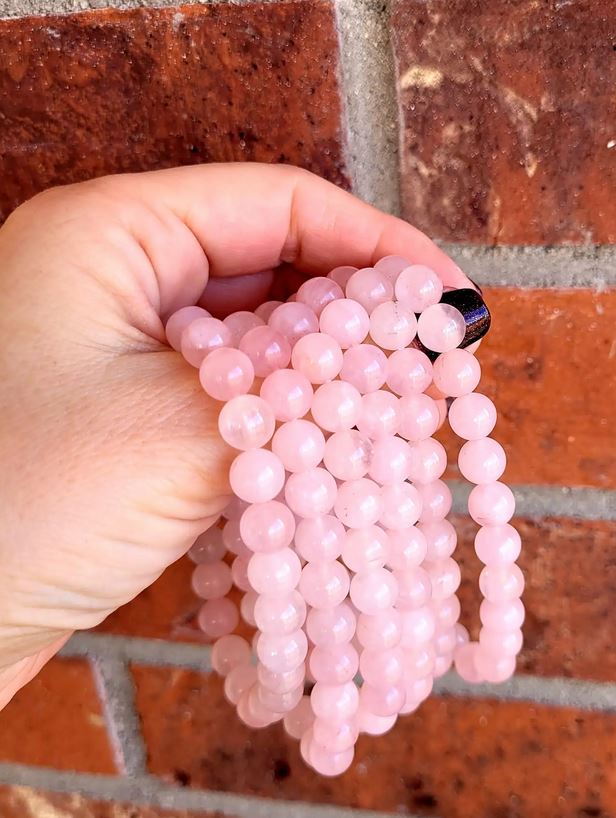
<box><xmin>166</xmin><ymin>255</ymin><xmax>523</xmax><ymax>778</ymax></box>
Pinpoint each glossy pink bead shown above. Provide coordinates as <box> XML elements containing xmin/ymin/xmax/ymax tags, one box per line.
<box><xmin>386</xmin><ymin>527</ymin><xmax>428</xmax><ymax>570</ymax></box>
<box><xmin>433</xmin><ymin>595</ymin><xmax>462</xmax><ymax>630</ymax></box>
<box><xmin>475</xmin><ymin>524</ymin><xmax>521</xmax><ymax>565</ymax></box>
<box><xmin>257</xmin><ymin>629</ymin><xmax>308</xmax><ymax>672</ymax></box>
<box><xmin>479</xmin><ymin>564</ymin><xmax>524</xmax><ymax>602</ymax></box>
<box><xmin>294</xmin><ymin>515</ymin><xmax>345</xmax><ymax>563</ymax></box>
<box><xmin>271</xmin><ymin>419</ymin><xmax>325</xmax><ymax>472</ymax></box>
<box><xmin>401</xmin><ymin>645</ymin><xmax>435</xmax><ymax>679</ymax></box>
<box><xmin>181</xmin><ymin>317</ymin><xmax>231</xmax><ymax>367</ymax></box>
<box><xmin>479</xmin><ymin>627</ymin><xmax>523</xmax><ymax>656</ymax></box>
<box><xmin>221</xmin><ymin>519</ymin><xmax>250</xmax><ymax>557</ymax></box>
<box><xmin>458</xmin><ymin>438</ymin><xmax>507</xmax><ymax>484</ymax></box>
<box><xmin>191</xmin><ymin>561</ymin><xmax>233</xmax><ymax>600</ymax></box>
<box><xmin>367</xmin><ymin>435</ymin><xmax>409</xmax><ymax>484</ymax></box>
<box><xmin>323</xmin><ymin>430</ymin><xmax>372</xmax><ymax>481</ymax></box>
<box><xmin>306</xmin><ymin>603</ymin><xmax>357</xmax><ymax>648</ymax></box>
<box><xmin>224</xmin><ymin>664</ymin><xmax>258</xmax><ymax>705</ymax></box>
<box><xmin>454</xmin><ymin>641</ymin><xmax>484</xmax><ymax>683</ymax></box>
<box><xmin>218</xmin><ymin>394</ymin><xmax>275</xmax><ymax>450</ymax></box>
<box><xmin>356</xmin><ymin>610</ymin><xmax>402</xmax><ymax>649</ymax></box>
<box><xmin>188</xmin><ymin>526</ymin><xmax>226</xmax><ymax>564</ymax></box>
<box><xmin>199</xmin><ymin>347</ymin><xmax>254</xmax><ymax>401</ymax></box>
<box><xmin>334</xmin><ymin>478</ymin><xmax>383</xmax><ymax>528</ymax></box>
<box><xmin>357</xmin><ymin>390</ymin><xmax>400</xmax><ymax>439</ymax></box>
<box><xmin>474</xmin><ymin>650</ymin><xmax>516</xmax><ymax>683</ymax></box>
<box><xmin>312</xmin><ymin>717</ymin><xmax>358</xmax><ymax>752</ymax></box>
<box><xmin>379</xmin><ymin>482</ymin><xmax>422</xmax><ymax>530</ymax></box>
<box><xmin>311</xmin><ymin>381</ymin><xmax>362</xmax><ymax>431</ymax></box>
<box><xmin>238</xmin><ymin>325</ymin><xmax>291</xmax><ymax>377</ymax></box>
<box><xmin>285</xmin><ymin>467</ymin><xmax>337</xmax><ymax>518</ymax></box>
<box><xmin>259</xmin><ymin>369</ymin><xmax>313</xmax><ymax>421</ymax></box>
<box><xmin>231</xmin><ymin>555</ymin><xmax>251</xmax><ymax>591</ymax></box>
<box><xmin>328</xmin><ymin>265</ymin><xmax>358</xmax><ymax>288</ymax></box>
<box><xmin>369</xmin><ymin>301</ymin><xmax>417</xmax><ymax>350</ymax></box>
<box><xmin>394</xmin><ymin>264</ymin><xmax>443</xmax><ymax>312</ymax></box>
<box><xmin>340</xmin><ymin>344</ymin><xmax>388</xmax><ymax>393</ymax></box>
<box><xmin>468</xmin><ymin>481</ymin><xmax>516</xmax><ymax>525</ymax></box>
<box><xmin>299</xmin><ymin>561</ymin><xmax>350</xmax><ymax>609</ymax></box>
<box><xmin>425</xmin><ymin>558</ymin><xmax>462</xmax><ymax>600</ymax></box>
<box><xmin>345</xmin><ymin>267</ymin><xmax>393</xmax><ymax>313</ymax></box>
<box><xmin>357</xmin><ymin>709</ymin><xmax>397</xmax><ymax>735</ymax></box>
<box><xmin>311</xmin><ymin>681</ymin><xmax>360</xmax><ymax>721</ymax></box>
<box><xmin>197</xmin><ymin>597</ymin><xmax>239</xmax><ymax>638</ymax></box>
<box><xmin>416</xmin><ymin>480</ymin><xmax>453</xmax><ymax>522</ymax></box>
<box><xmin>385</xmin><ymin>348</ymin><xmax>433</xmax><ymax>396</ymax></box>
<box><xmin>258</xmin><ymin>663</ymin><xmax>306</xmax><ymax>694</ymax></box>
<box><xmin>419</xmin><ymin>519</ymin><xmax>457</xmax><ymax>560</ymax></box>
<box><xmin>291</xmin><ymin>332</ymin><xmax>343</xmax><ymax>384</ymax></box>
<box><xmin>211</xmin><ymin>634</ymin><xmax>251</xmax><ymax>676</ymax></box>
<box><xmin>239</xmin><ymin>501</ymin><xmax>295</xmax><ymax>552</ymax></box>
<box><xmin>374</xmin><ymin>254</ymin><xmax>411</xmax><ymax>283</ymax></box>
<box><xmin>254</xmin><ymin>590</ymin><xmax>307</xmax><ymax>635</ymax></box>
<box><xmin>254</xmin><ymin>300</ymin><xmax>283</xmax><ymax>321</ymax></box>
<box><xmin>309</xmin><ymin>643</ymin><xmax>359</xmax><ymax>684</ymax></box>
<box><xmin>432</xmin><ymin>348</ymin><xmax>481</xmax><ymax>397</ymax></box>
<box><xmin>349</xmin><ymin>568</ymin><xmax>398</xmax><ymax>614</ymax></box>
<box><xmin>268</xmin><ymin>301</ymin><xmax>319</xmax><ymax>346</ymax></box>
<box><xmin>257</xmin><ymin>683</ymin><xmax>303</xmax><ymax>714</ymax></box>
<box><xmin>309</xmin><ymin>743</ymin><xmax>354</xmax><ymax>777</ymax></box>
<box><xmin>417</xmin><ymin>303</ymin><xmax>466</xmax><ymax>353</ymax></box>
<box><xmin>407</xmin><ymin>438</ymin><xmax>447</xmax><ymax>483</ymax></box>
<box><xmin>359</xmin><ymin>682</ymin><xmax>405</xmax><ymax>717</ymax></box>
<box><xmin>283</xmin><ymin>696</ymin><xmax>314</xmax><ymax>739</ymax></box>
<box><xmin>479</xmin><ymin>598</ymin><xmax>525</xmax><ymax>631</ymax></box>
<box><xmin>229</xmin><ymin>449</ymin><xmax>284</xmax><ymax>503</ymax></box>
<box><xmin>394</xmin><ymin>567</ymin><xmax>432</xmax><ymax>609</ymax></box>
<box><xmin>297</xmin><ymin>276</ymin><xmax>344</xmax><ymax>316</ymax></box>
<box><xmin>398</xmin><ymin>394</ymin><xmax>440</xmax><ymax>441</ymax></box>
<box><xmin>319</xmin><ymin>298</ymin><xmax>370</xmax><ymax>349</ymax></box>
<box><xmin>360</xmin><ymin>647</ymin><xmax>404</xmax><ymax>687</ymax></box>
<box><xmin>165</xmin><ymin>306</ymin><xmax>210</xmax><ymax>351</ymax></box>
<box><xmin>247</xmin><ymin>548</ymin><xmax>302</xmax><ymax>595</ymax></box>
<box><xmin>449</xmin><ymin>393</ymin><xmax>497</xmax><ymax>440</ymax></box>
<box><xmin>399</xmin><ymin>606</ymin><xmax>436</xmax><ymax>647</ymax></box>
<box><xmin>222</xmin><ymin>310</ymin><xmax>264</xmax><ymax>346</ymax></box>
<box><xmin>240</xmin><ymin>591</ymin><xmax>258</xmax><ymax>626</ymax></box>
<box><xmin>223</xmin><ymin>496</ymin><xmax>249</xmax><ymax>522</ymax></box>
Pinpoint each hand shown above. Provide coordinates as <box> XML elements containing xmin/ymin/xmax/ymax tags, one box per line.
<box><xmin>0</xmin><ymin>162</ymin><xmax>470</xmax><ymax>708</ymax></box>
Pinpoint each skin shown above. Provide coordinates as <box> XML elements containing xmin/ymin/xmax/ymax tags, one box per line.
<box><xmin>0</xmin><ymin>162</ymin><xmax>472</xmax><ymax>709</ymax></box>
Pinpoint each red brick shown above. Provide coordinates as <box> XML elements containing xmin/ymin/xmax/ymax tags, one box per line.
<box><xmin>0</xmin><ymin>3</ymin><xmax>346</xmax><ymax>222</ymax></box>
<box><xmin>439</xmin><ymin>288</ymin><xmax>616</xmax><ymax>488</ymax></box>
<box><xmin>392</xmin><ymin>0</ymin><xmax>616</xmax><ymax>244</ymax></box>
<box><xmin>0</xmin><ymin>658</ymin><xmax>115</xmax><ymax>773</ymax></box>
<box><xmin>133</xmin><ymin>665</ymin><xmax>616</xmax><ymax>817</ymax></box>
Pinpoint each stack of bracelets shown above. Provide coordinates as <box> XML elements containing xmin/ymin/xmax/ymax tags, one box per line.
<box><xmin>164</xmin><ymin>255</ymin><xmax>523</xmax><ymax>778</ymax></box>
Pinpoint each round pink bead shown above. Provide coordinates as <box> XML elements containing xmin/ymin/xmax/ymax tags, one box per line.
<box><xmin>369</xmin><ymin>301</ymin><xmax>417</xmax><ymax>350</ymax></box>
<box><xmin>188</xmin><ymin>526</ymin><xmax>226</xmax><ymax>564</ymax></box>
<box><xmin>165</xmin><ymin>306</ymin><xmax>210</xmax><ymax>351</ymax></box>
<box><xmin>340</xmin><ymin>344</ymin><xmax>388</xmax><ymax>394</ymax></box>
<box><xmin>379</xmin><ymin>483</ymin><xmax>422</xmax><ymax>530</ymax></box>
<box><xmin>398</xmin><ymin>394</ymin><xmax>440</xmax><ymax>441</ymax></box>
<box><xmin>328</xmin><ymin>265</ymin><xmax>358</xmax><ymax>288</ymax></box>
<box><xmin>474</xmin><ymin>650</ymin><xmax>516</xmax><ymax>684</ymax></box>
<box><xmin>238</xmin><ymin>687</ymin><xmax>277</xmax><ymax>729</ymax></box>
<box><xmin>240</xmin><ymin>590</ymin><xmax>257</xmax><ymax>626</ymax></box>
<box><xmin>374</xmin><ymin>255</ymin><xmax>412</xmax><ymax>283</ymax></box>
<box><xmin>425</xmin><ymin>558</ymin><xmax>461</xmax><ymax>600</ymax></box>
<box><xmin>268</xmin><ymin>301</ymin><xmax>319</xmax><ymax>346</ymax></box>
<box><xmin>416</xmin><ymin>480</ymin><xmax>453</xmax><ymax>522</ymax></box>
<box><xmin>230</xmin><ymin>449</ymin><xmax>285</xmax><ymax>504</ymax></box>
<box><xmin>417</xmin><ymin>303</ymin><xmax>466</xmax><ymax>353</ymax></box>
<box><xmin>312</xmin><ymin>716</ymin><xmax>358</xmax><ymax>753</ymax></box>
<box><xmin>181</xmin><ymin>317</ymin><xmax>231</xmax><ymax>367</ymax></box>
<box><xmin>433</xmin><ymin>595</ymin><xmax>461</xmax><ymax>629</ymax></box>
<box><xmin>258</xmin><ymin>663</ymin><xmax>306</xmax><ymax>693</ymax></box>
<box><xmin>385</xmin><ymin>348</ymin><xmax>433</xmax><ymax>396</ymax></box>
<box><xmin>222</xmin><ymin>310</ymin><xmax>264</xmax><ymax>346</ymax></box>
<box><xmin>211</xmin><ymin>634</ymin><xmax>251</xmax><ymax>676</ymax></box>
<box><xmin>357</xmin><ymin>709</ymin><xmax>397</xmax><ymax>735</ymax></box>
<box><xmin>306</xmin><ymin>603</ymin><xmax>357</xmax><ymax>648</ymax></box>
<box><xmin>291</xmin><ymin>332</ymin><xmax>343</xmax><ymax>384</ymax></box>
<box><xmin>283</xmin><ymin>696</ymin><xmax>314</xmax><ymax>739</ymax></box>
<box><xmin>254</xmin><ymin>590</ymin><xmax>307</xmax><ymax>635</ymax></box>
<box><xmin>357</xmin><ymin>390</ymin><xmax>400</xmax><ymax>439</ymax></box>
<box><xmin>475</xmin><ymin>524</ymin><xmax>521</xmax><ymax>565</ymax></box>
<box><xmin>434</xmin><ymin>627</ymin><xmax>457</xmax><ymax>656</ymax></box>
<box><xmin>479</xmin><ymin>627</ymin><xmax>523</xmax><ymax>657</ymax></box>
<box><xmin>458</xmin><ymin>438</ymin><xmax>507</xmax><ymax>484</ymax></box>
<box><xmin>197</xmin><ymin>598</ymin><xmax>238</xmax><ymax>638</ymax></box>
<box><xmin>319</xmin><ymin>298</ymin><xmax>370</xmax><ymax>349</ymax></box>
<box><xmin>368</xmin><ymin>435</ymin><xmax>409</xmax><ymax>485</ymax></box>
<box><xmin>468</xmin><ymin>481</ymin><xmax>516</xmax><ymax>525</ymax></box>
<box><xmin>341</xmin><ymin>526</ymin><xmax>389</xmax><ymax>573</ymax></box>
<box><xmin>224</xmin><ymin>664</ymin><xmax>258</xmax><ymax>705</ymax></box>
<box><xmin>223</xmin><ymin>496</ymin><xmax>250</xmax><ymax>523</ymax></box>
<box><xmin>254</xmin><ymin>300</ymin><xmax>283</xmax><ymax>321</ymax></box>
<box><xmin>231</xmin><ymin>554</ymin><xmax>251</xmax><ymax>592</ymax></box>
<box><xmin>401</xmin><ymin>646</ymin><xmax>435</xmax><ymax>679</ymax></box>
<box><xmin>310</xmin><ymin>644</ymin><xmax>359</xmax><ymax>685</ymax></box>
<box><xmin>285</xmin><ymin>467</ymin><xmax>337</xmax><ymax>518</ymax></box>
<box><xmin>400</xmin><ymin>676</ymin><xmax>433</xmax><ymax>712</ymax></box>
<box><xmin>349</xmin><ymin>568</ymin><xmax>398</xmax><ymax>614</ymax></box>
<box><xmin>360</xmin><ymin>647</ymin><xmax>404</xmax><ymax>687</ymax></box>
<box><xmin>480</xmin><ymin>598</ymin><xmax>525</xmax><ymax>631</ymax></box>
<box><xmin>407</xmin><ymin>438</ymin><xmax>447</xmax><ymax>484</ymax></box>
<box><xmin>199</xmin><ymin>347</ymin><xmax>254</xmax><ymax>401</ymax></box>
<box><xmin>394</xmin><ymin>567</ymin><xmax>432</xmax><ymax>609</ymax></box>
<box><xmin>345</xmin><ymin>267</ymin><xmax>393</xmax><ymax>313</ymax></box>
<box><xmin>479</xmin><ymin>564</ymin><xmax>525</xmax><ymax>601</ymax></box>
<box><xmin>449</xmin><ymin>393</ymin><xmax>497</xmax><ymax>440</ymax></box>
<box><xmin>324</xmin><ymin>430</ymin><xmax>372</xmax><ymax>481</ymax></box>
<box><xmin>399</xmin><ymin>606</ymin><xmax>436</xmax><ymax>647</ymax></box>
<box><xmin>257</xmin><ymin>682</ymin><xmax>303</xmax><ymax>714</ymax></box>
<box><xmin>257</xmin><ymin>629</ymin><xmax>308</xmax><ymax>673</ymax></box>
<box><xmin>395</xmin><ymin>264</ymin><xmax>443</xmax><ymax>312</ymax></box>
<box><xmin>191</xmin><ymin>561</ymin><xmax>233</xmax><ymax>600</ymax></box>
<box><xmin>309</xmin><ymin>743</ymin><xmax>354</xmax><ymax>777</ymax></box>
<box><xmin>386</xmin><ymin>527</ymin><xmax>428</xmax><ymax>570</ymax></box>
<box><xmin>272</xmin><ymin>419</ymin><xmax>325</xmax><ymax>472</ymax></box>
<box><xmin>432</xmin><ymin>348</ymin><xmax>481</xmax><ymax>397</ymax></box>
<box><xmin>356</xmin><ymin>610</ymin><xmax>402</xmax><ymax>650</ymax></box>
<box><xmin>238</xmin><ymin>325</ymin><xmax>291</xmax><ymax>377</ymax></box>
<box><xmin>334</xmin><ymin>478</ymin><xmax>383</xmax><ymax>528</ymax></box>
<box><xmin>419</xmin><ymin>519</ymin><xmax>457</xmax><ymax>560</ymax></box>
<box><xmin>260</xmin><ymin>369</ymin><xmax>313</xmax><ymax>422</ymax></box>
<box><xmin>297</xmin><ymin>276</ymin><xmax>344</xmax><ymax>316</ymax></box>
<box><xmin>218</xmin><ymin>394</ymin><xmax>275</xmax><ymax>450</ymax></box>
<box><xmin>239</xmin><ymin>501</ymin><xmax>295</xmax><ymax>552</ymax></box>
<box><xmin>311</xmin><ymin>681</ymin><xmax>360</xmax><ymax>721</ymax></box>
<box><xmin>222</xmin><ymin>519</ymin><xmax>250</xmax><ymax>557</ymax></box>
<box><xmin>299</xmin><ymin>561</ymin><xmax>350</xmax><ymax>609</ymax></box>
<box><xmin>311</xmin><ymin>381</ymin><xmax>362</xmax><ymax>432</ymax></box>
<box><xmin>454</xmin><ymin>642</ymin><xmax>484</xmax><ymax>683</ymax></box>
<box><xmin>359</xmin><ymin>682</ymin><xmax>405</xmax><ymax>717</ymax></box>
<box><xmin>247</xmin><ymin>548</ymin><xmax>302</xmax><ymax>595</ymax></box>
<box><xmin>295</xmin><ymin>515</ymin><xmax>346</xmax><ymax>562</ymax></box>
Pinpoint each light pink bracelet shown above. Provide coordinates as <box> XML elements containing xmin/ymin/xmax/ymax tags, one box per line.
<box><xmin>165</xmin><ymin>255</ymin><xmax>523</xmax><ymax>777</ymax></box>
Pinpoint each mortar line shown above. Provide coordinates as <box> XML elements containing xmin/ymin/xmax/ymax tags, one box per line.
<box><xmin>0</xmin><ymin>764</ymin><xmax>427</xmax><ymax>818</ymax></box>
<box><xmin>334</xmin><ymin>0</ymin><xmax>401</xmax><ymax>215</ymax></box>
<box><xmin>0</xmin><ymin>0</ymin><xmax>285</xmax><ymax>19</ymax></box>
<box><xmin>91</xmin><ymin>655</ymin><xmax>149</xmax><ymax>777</ymax></box>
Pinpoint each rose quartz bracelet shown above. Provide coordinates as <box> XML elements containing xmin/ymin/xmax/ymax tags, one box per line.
<box><xmin>165</xmin><ymin>256</ymin><xmax>523</xmax><ymax>777</ymax></box>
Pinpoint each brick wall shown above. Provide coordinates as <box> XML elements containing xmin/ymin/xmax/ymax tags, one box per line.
<box><xmin>1</xmin><ymin>2</ymin><xmax>615</xmax><ymax>817</ymax></box>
